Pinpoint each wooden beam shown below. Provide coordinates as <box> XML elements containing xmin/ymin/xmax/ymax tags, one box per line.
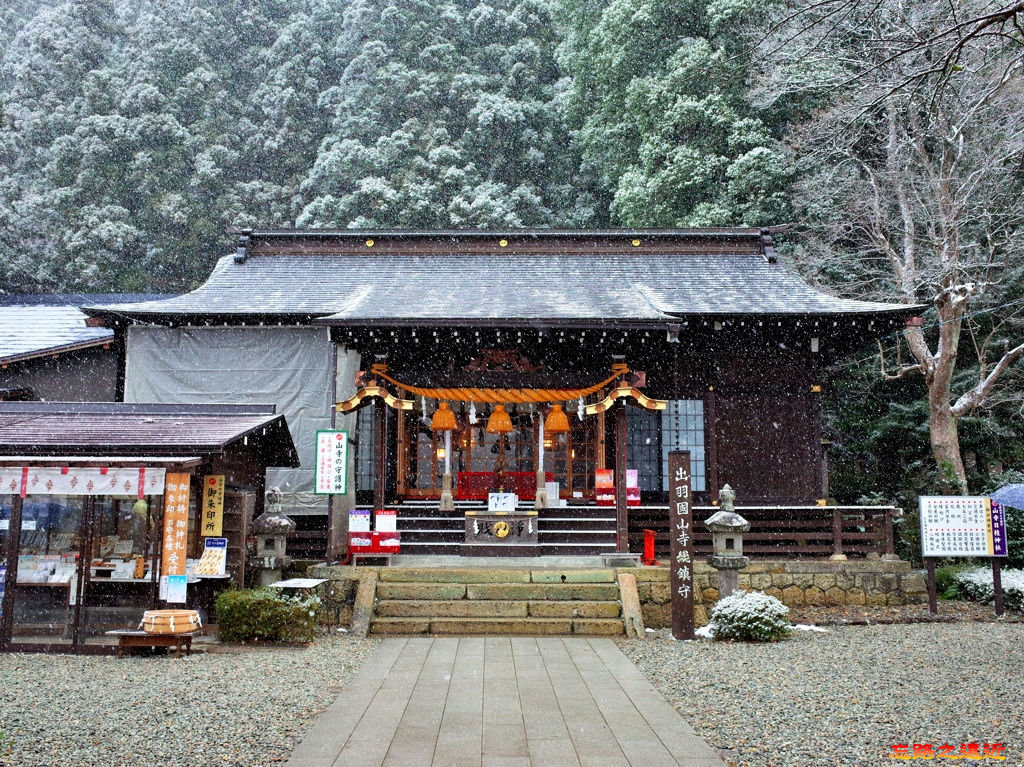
<box><xmin>615</xmin><ymin>405</ymin><xmax>628</xmax><ymax>552</ymax></box>
<box><xmin>374</xmin><ymin>401</ymin><xmax>387</xmax><ymax>524</ymax></box>
<box><xmin>0</xmin><ymin>494</ymin><xmax>23</xmax><ymax>648</ymax></box>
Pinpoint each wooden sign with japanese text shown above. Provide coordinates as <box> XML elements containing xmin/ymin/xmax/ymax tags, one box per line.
<box><xmin>201</xmin><ymin>475</ymin><xmax>225</xmax><ymax>537</ymax></box>
<box><xmin>160</xmin><ymin>473</ymin><xmax>191</xmax><ymax>577</ymax></box>
<box><xmin>669</xmin><ymin>451</ymin><xmax>694</xmax><ymax>640</ymax></box>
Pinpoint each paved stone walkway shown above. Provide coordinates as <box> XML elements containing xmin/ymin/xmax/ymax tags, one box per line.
<box><xmin>286</xmin><ymin>637</ymin><xmax>727</xmax><ymax>767</ymax></box>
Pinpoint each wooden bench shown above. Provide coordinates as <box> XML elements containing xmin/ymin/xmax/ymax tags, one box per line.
<box><xmin>105</xmin><ymin>629</ymin><xmax>200</xmax><ymax>659</ymax></box>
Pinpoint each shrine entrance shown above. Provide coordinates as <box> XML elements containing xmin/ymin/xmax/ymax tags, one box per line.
<box><xmin>336</xmin><ymin>357</ymin><xmax>668</xmax><ymax>558</ymax></box>
<box><xmin>401</xmin><ymin>401</ymin><xmax>598</xmax><ymax>501</ymax></box>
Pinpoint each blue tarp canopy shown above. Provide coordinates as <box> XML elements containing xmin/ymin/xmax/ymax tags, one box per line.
<box><xmin>988</xmin><ymin>484</ymin><xmax>1024</xmax><ymax>510</ymax></box>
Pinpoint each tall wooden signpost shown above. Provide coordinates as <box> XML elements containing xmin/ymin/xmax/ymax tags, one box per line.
<box><xmin>669</xmin><ymin>450</ymin><xmax>694</xmax><ymax>640</ymax></box>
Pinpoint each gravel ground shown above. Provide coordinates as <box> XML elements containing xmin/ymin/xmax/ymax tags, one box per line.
<box><xmin>0</xmin><ymin>634</ymin><xmax>378</xmax><ymax>767</ymax></box>
<box><xmin>620</xmin><ymin>622</ymin><xmax>1023</xmax><ymax>766</ymax></box>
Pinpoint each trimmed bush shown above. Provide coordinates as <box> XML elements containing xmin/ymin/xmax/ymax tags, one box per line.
<box><xmin>951</xmin><ymin>567</ymin><xmax>1024</xmax><ymax>612</ymax></box>
<box><xmin>214</xmin><ymin>587</ymin><xmax>321</xmax><ymax>642</ymax></box>
<box><xmin>708</xmin><ymin>590</ymin><xmax>792</xmax><ymax>642</ymax></box>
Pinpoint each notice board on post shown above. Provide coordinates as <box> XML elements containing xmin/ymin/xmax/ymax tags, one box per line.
<box><xmin>919</xmin><ymin>495</ymin><xmax>1009</xmax><ymax>617</ymax></box>
<box><xmin>919</xmin><ymin>496</ymin><xmax>1008</xmax><ymax>558</ymax></box>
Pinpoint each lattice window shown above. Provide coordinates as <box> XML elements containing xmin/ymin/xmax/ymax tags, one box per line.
<box><xmin>354</xmin><ymin>407</ymin><xmax>375</xmax><ymax>493</ymax></box>
<box><xmin>627</xmin><ymin>407</ymin><xmax>662</xmax><ymax>492</ymax></box>
<box><xmin>627</xmin><ymin>400</ymin><xmax>706</xmax><ymax>494</ymax></box>
<box><xmin>661</xmin><ymin>400</ymin><xmax>706</xmax><ymax>492</ymax></box>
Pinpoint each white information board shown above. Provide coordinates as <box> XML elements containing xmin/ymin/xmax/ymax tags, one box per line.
<box><xmin>919</xmin><ymin>496</ymin><xmax>1001</xmax><ymax>557</ymax></box>
<box><xmin>314</xmin><ymin>430</ymin><xmax>349</xmax><ymax>494</ymax></box>
<box><xmin>488</xmin><ymin>493</ymin><xmax>518</xmax><ymax>512</ymax></box>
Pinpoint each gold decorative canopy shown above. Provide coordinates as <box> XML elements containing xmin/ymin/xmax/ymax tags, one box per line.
<box><xmin>369</xmin><ymin>362</ymin><xmax>629</xmax><ymax>404</ymax></box>
<box><xmin>335</xmin><ymin>361</ymin><xmax>667</xmax><ymax>415</ymax></box>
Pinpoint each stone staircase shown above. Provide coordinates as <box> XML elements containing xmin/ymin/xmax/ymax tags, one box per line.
<box><xmin>369</xmin><ymin>568</ymin><xmax>629</xmax><ymax>636</ymax></box>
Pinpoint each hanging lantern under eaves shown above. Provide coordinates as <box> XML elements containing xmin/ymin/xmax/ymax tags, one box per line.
<box><xmin>544</xmin><ymin>403</ymin><xmax>570</xmax><ymax>434</ymax></box>
<box><xmin>485</xmin><ymin>404</ymin><xmax>513</xmax><ymax>434</ymax></box>
<box><xmin>431</xmin><ymin>401</ymin><xmax>457</xmax><ymax>431</ymax></box>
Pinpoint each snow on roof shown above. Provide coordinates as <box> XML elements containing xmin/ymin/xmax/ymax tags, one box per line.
<box><xmin>84</xmin><ymin>230</ymin><xmax>917</xmax><ymax>325</ymax></box>
<box><xmin>0</xmin><ymin>305</ymin><xmax>113</xmax><ymax>364</ymax></box>
<box><xmin>0</xmin><ymin>294</ymin><xmax>173</xmax><ymax>364</ymax></box>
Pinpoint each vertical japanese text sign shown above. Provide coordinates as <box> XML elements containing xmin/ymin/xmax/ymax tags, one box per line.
<box><xmin>315</xmin><ymin>431</ymin><xmax>349</xmax><ymax>494</ymax></box>
<box><xmin>669</xmin><ymin>451</ymin><xmax>694</xmax><ymax>640</ymax></box>
<box><xmin>160</xmin><ymin>473</ymin><xmax>191</xmax><ymax>577</ymax></box>
<box><xmin>201</xmin><ymin>475</ymin><xmax>225</xmax><ymax>537</ymax></box>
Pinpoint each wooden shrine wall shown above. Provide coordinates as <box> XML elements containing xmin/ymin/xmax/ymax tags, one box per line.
<box><xmin>639</xmin><ymin>346</ymin><xmax>822</xmax><ymax>504</ymax></box>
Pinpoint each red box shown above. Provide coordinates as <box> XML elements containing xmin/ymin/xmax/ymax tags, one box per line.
<box><xmin>348</xmin><ymin>530</ymin><xmax>401</xmax><ymax>554</ymax></box>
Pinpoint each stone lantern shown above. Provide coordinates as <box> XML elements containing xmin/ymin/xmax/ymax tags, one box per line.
<box><xmin>252</xmin><ymin>487</ymin><xmax>296</xmax><ymax>586</ymax></box>
<box><xmin>704</xmin><ymin>484</ymin><xmax>751</xmax><ymax>598</ymax></box>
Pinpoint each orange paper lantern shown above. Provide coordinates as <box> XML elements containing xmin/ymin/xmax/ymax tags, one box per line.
<box><xmin>544</xmin><ymin>404</ymin><xmax>570</xmax><ymax>434</ymax></box>
<box><xmin>485</xmin><ymin>404</ymin><xmax>513</xmax><ymax>434</ymax></box>
<box><xmin>431</xmin><ymin>401</ymin><xmax>457</xmax><ymax>431</ymax></box>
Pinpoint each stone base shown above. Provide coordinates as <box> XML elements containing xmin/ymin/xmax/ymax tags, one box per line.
<box><xmin>630</xmin><ymin>558</ymin><xmax>928</xmax><ymax>629</ymax></box>
<box><xmin>310</xmin><ymin>558</ymin><xmax>928</xmax><ymax>633</ymax></box>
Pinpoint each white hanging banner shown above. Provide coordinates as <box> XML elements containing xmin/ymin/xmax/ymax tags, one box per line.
<box><xmin>0</xmin><ymin>466</ymin><xmax>166</xmax><ymax>497</ymax></box>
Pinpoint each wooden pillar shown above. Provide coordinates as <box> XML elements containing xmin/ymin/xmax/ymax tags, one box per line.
<box><xmin>615</xmin><ymin>404</ymin><xmax>628</xmax><ymax>552</ymax></box>
<box><xmin>326</xmin><ymin>343</ymin><xmax>342</xmax><ymax>564</ymax></box>
<box><xmin>374</xmin><ymin>399</ymin><xmax>387</xmax><ymax>526</ymax></box>
<box><xmin>993</xmin><ymin>558</ymin><xmax>1004</xmax><ymax>617</ymax></box>
<box><xmin>396</xmin><ymin>391</ymin><xmax>407</xmax><ymax>496</ymax></box>
<box><xmin>669</xmin><ymin>450</ymin><xmax>694</xmax><ymax>640</ymax></box>
<box><xmin>926</xmin><ymin>558</ymin><xmax>938</xmax><ymax>615</ymax></box>
<box><xmin>71</xmin><ymin>496</ymin><xmax>96</xmax><ymax>649</ymax></box>
<box><xmin>706</xmin><ymin>388</ymin><xmax>719</xmax><ymax>503</ymax></box>
<box><xmin>0</xmin><ymin>494</ymin><xmax>24</xmax><ymax>648</ymax></box>
<box><xmin>831</xmin><ymin>507</ymin><xmax>845</xmax><ymax>559</ymax></box>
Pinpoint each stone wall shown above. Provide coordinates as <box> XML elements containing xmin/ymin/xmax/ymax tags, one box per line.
<box><xmin>636</xmin><ymin>560</ymin><xmax>929</xmax><ymax>628</ymax></box>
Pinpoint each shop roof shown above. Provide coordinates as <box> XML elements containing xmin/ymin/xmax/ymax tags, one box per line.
<box><xmin>83</xmin><ymin>229</ymin><xmax>921</xmax><ymax>326</ymax></box>
<box><xmin>0</xmin><ymin>403</ymin><xmax>299</xmax><ymax>466</ymax></box>
<box><xmin>0</xmin><ymin>294</ymin><xmax>172</xmax><ymax>364</ymax></box>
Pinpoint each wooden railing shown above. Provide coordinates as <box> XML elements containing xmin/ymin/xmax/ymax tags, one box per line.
<box><xmin>629</xmin><ymin>505</ymin><xmax>898</xmax><ymax>559</ymax></box>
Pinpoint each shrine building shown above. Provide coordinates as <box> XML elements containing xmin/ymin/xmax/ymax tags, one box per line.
<box><xmin>84</xmin><ymin>229</ymin><xmax>916</xmax><ymax>561</ymax></box>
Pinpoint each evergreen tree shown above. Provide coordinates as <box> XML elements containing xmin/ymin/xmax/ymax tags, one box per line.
<box><xmin>555</xmin><ymin>0</ymin><xmax>791</xmax><ymax>227</ymax></box>
<box><xmin>298</xmin><ymin>0</ymin><xmax>599</xmax><ymax>229</ymax></box>
<box><xmin>0</xmin><ymin>0</ymin><xmax>129</xmax><ymax>292</ymax></box>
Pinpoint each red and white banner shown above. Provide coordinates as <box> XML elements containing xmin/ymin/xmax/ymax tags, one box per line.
<box><xmin>0</xmin><ymin>466</ymin><xmax>166</xmax><ymax>498</ymax></box>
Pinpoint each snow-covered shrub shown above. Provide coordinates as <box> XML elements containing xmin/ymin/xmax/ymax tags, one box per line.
<box><xmin>215</xmin><ymin>587</ymin><xmax>322</xmax><ymax>642</ymax></box>
<box><xmin>952</xmin><ymin>567</ymin><xmax>1024</xmax><ymax>612</ymax></box>
<box><xmin>708</xmin><ymin>590</ymin><xmax>792</xmax><ymax>642</ymax></box>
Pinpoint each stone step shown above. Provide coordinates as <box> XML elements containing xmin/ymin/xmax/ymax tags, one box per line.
<box><xmin>375</xmin><ymin>599</ymin><xmax>529</xmax><ymax>618</ymax></box>
<box><xmin>376</xmin><ymin>582</ymin><xmax>469</xmax><ymax>600</ymax></box>
<box><xmin>526</xmin><ymin>601</ymin><xmax>621</xmax><ymax>618</ymax></box>
<box><xmin>374</xmin><ymin>599</ymin><xmax>622</xmax><ymax>619</ymax></box>
<box><xmin>375</xmin><ymin>581</ymin><xmax>621</xmax><ymax>601</ymax></box>
<box><xmin>378</xmin><ymin>568</ymin><xmax>532</xmax><ymax>583</ymax></box>
<box><xmin>465</xmin><ymin>583</ymin><xmax>620</xmax><ymax>601</ymax></box>
<box><xmin>377</xmin><ymin>567</ymin><xmax>616</xmax><ymax>583</ymax></box>
<box><xmin>369</xmin><ymin>617</ymin><xmax>625</xmax><ymax>636</ymax></box>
